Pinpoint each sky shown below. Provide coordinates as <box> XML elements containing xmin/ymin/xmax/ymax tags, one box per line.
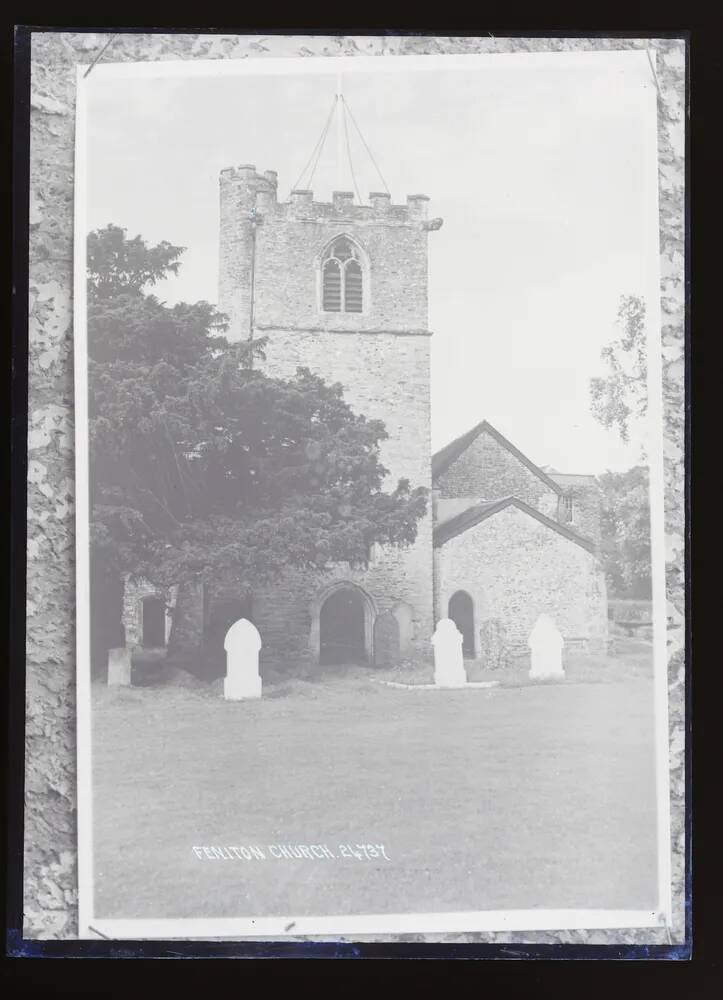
<box><xmin>83</xmin><ymin>51</ymin><xmax>661</xmax><ymax>474</ymax></box>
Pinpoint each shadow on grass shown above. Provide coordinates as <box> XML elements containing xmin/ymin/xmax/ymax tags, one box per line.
<box><xmin>101</xmin><ymin>635</ymin><xmax>653</xmax><ymax>703</ymax></box>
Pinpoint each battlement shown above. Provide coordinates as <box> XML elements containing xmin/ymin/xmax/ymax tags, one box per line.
<box><xmin>220</xmin><ymin>165</ymin><xmax>439</xmax><ymax>227</ymax></box>
<box><xmin>219</xmin><ymin>163</ymin><xmax>440</xmax><ymax>342</ymax></box>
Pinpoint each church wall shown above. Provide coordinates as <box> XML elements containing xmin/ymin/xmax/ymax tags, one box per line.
<box><xmin>435</xmin><ymin>506</ymin><xmax>608</xmax><ymax>654</ymax></box>
<box><xmin>566</xmin><ymin>483</ymin><xmax>602</xmax><ymax>552</ymax></box>
<box><xmin>255</xmin><ymin>327</ymin><xmax>433</xmax><ymax>668</ymax></box>
<box><xmin>254</xmin><ymin>210</ymin><xmax>429</xmax><ymax>334</ymax></box>
<box><xmin>122</xmin><ymin>576</ymin><xmax>165</xmax><ymax>648</ymax></box>
<box><xmin>219</xmin><ymin>167</ymin><xmax>434</xmax><ymax>341</ymax></box>
<box><xmin>261</xmin><ymin>328</ymin><xmax>431</xmax><ymax>501</ymax></box>
<box><xmin>435</xmin><ymin>497</ymin><xmax>478</xmax><ymax>524</ymax></box>
<box><xmin>250</xmin><ymin>540</ymin><xmax>435</xmax><ymax>671</ymax></box>
<box><xmin>198</xmin><ymin>168</ymin><xmax>438</xmax><ymax>671</ymax></box>
<box><xmin>434</xmin><ymin>430</ymin><xmax>560</xmax><ymax>519</ymax></box>
<box><xmin>169</xmin><ymin>539</ymin><xmax>434</xmax><ymax>673</ymax></box>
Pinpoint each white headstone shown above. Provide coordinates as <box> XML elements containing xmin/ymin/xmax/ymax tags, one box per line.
<box><xmin>223</xmin><ymin>618</ymin><xmax>262</xmax><ymax>700</ymax></box>
<box><xmin>528</xmin><ymin>614</ymin><xmax>565</xmax><ymax>679</ymax></box>
<box><xmin>431</xmin><ymin>618</ymin><xmax>467</xmax><ymax>688</ymax></box>
<box><xmin>108</xmin><ymin>647</ymin><xmax>132</xmax><ymax>686</ymax></box>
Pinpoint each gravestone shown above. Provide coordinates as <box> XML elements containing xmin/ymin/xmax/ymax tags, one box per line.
<box><xmin>223</xmin><ymin>618</ymin><xmax>262</xmax><ymax>700</ymax></box>
<box><xmin>203</xmin><ymin>595</ymin><xmax>252</xmax><ymax>680</ymax></box>
<box><xmin>107</xmin><ymin>646</ymin><xmax>132</xmax><ymax>686</ymax></box>
<box><xmin>479</xmin><ymin>618</ymin><xmax>509</xmax><ymax>671</ymax></box>
<box><xmin>431</xmin><ymin>618</ymin><xmax>467</xmax><ymax>688</ymax></box>
<box><xmin>374</xmin><ymin>611</ymin><xmax>400</xmax><ymax>667</ymax></box>
<box><xmin>528</xmin><ymin>614</ymin><xmax>565</xmax><ymax>679</ymax></box>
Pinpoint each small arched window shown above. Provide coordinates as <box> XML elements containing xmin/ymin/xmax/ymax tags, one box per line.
<box><xmin>558</xmin><ymin>491</ymin><xmax>574</xmax><ymax>523</ymax></box>
<box><xmin>448</xmin><ymin>590</ymin><xmax>475</xmax><ymax>658</ymax></box>
<box><xmin>322</xmin><ymin>237</ymin><xmax>364</xmax><ymax>313</ymax></box>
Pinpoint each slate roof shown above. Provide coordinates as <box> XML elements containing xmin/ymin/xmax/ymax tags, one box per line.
<box><xmin>433</xmin><ymin>496</ymin><xmax>596</xmax><ymax>553</ymax></box>
<box><xmin>431</xmin><ymin>420</ymin><xmax>563</xmax><ymax>495</ymax></box>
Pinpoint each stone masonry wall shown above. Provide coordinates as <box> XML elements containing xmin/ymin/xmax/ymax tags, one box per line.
<box><xmin>435</xmin><ymin>506</ymin><xmax>608</xmax><ymax>651</ymax></box>
<box><xmin>256</xmin><ymin>328</ymin><xmax>434</xmax><ymax>661</ymax></box>
<box><xmin>218</xmin><ymin>166</ymin><xmax>276</xmax><ymax>342</ymax></box>
<box><xmin>252</xmin><ymin>545</ymin><xmax>435</xmax><ymax>671</ymax></box>
<box><xmin>565</xmin><ymin>483</ymin><xmax>602</xmax><ymax>552</ymax></box>
<box><xmin>219</xmin><ymin>171</ymin><xmax>432</xmax><ymax>342</ymax></box>
<box><xmin>172</xmin><ymin>553</ymin><xmax>435</xmax><ymax>673</ymax></box>
<box><xmin>255</xmin><ymin>199</ymin><xmax>430</xmax><ymax>335</ymax></box>
<box><xmin>122</xmin><ymin>577</ymin><xmax>176</xmax><ymax>649</ymax></box>
<box><xmin>434</xmin><ymin>428</ymin><xmax>560</xmax><ymax>520</ymax></box>
<box><xmin>219</xmin><ymin>180</ymin><xmax>438</xmax><ymax>668</ymax></box>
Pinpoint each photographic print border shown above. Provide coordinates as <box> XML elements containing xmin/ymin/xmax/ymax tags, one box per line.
<box><xmin>13</xmin><ymin>28</ymin><xmax>688</xmax><ymax>957</ymax></box>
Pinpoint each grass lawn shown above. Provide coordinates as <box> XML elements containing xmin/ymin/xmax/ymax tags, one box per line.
<box><xmin>92</xmin><ymin>639</ymin><xmax>657</xmax><ymax>919</ymax></box>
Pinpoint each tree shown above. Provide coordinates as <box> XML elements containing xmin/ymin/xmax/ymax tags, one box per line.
<box><xmin>88</xmin><ymin>225</ymin><xmax>428</xmax><ymax>595</ymax></box>
<box><xmin>87</xmin><ymin>224</ymin><xmax>184</xmax><ymax>298</ymax></box>
<box><xmin>589</xmin><ymin>295</ymin><xmax>651</xmax><ymax>599</ymax></box>
<box><xmin>589</xmin><ymin>295</ymin><xmax>647</xmax><ymax>444</ymax></box>
<box><xmin>596</xmin><ymin>466</ymin><xmax>652</xmax><ymax>598</ymax></box>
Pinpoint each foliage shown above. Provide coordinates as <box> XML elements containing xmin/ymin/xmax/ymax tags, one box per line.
<box><xmin>596</xmin><ymin>466</ymin><xmax>652</xmax><ymax>598</ymax></box>
<box><xmin>607</xmin><ymin>599</ymin><xmax>653</xmax><ymax>624</ymax></box>
<box><xmin>87</xmin><ymin>224</ymin><xmax>185</xmax><ymax>298</ymax></box>
<box><xmin>88</xmin><ymin>225</ymin><xmax>427</xmax><ymax>591</ymax></box>
<box><xmin>589</xmin><ymin>295</ymin><xmax>647</xmax><ymax>444</ymax></box>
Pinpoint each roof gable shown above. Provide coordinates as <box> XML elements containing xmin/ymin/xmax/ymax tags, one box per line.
<box><xmin>433</xmin><ymin>496</ymin><xmax>596</xmax><ymax>553</ymax></box>
<box><xmin>547</xmin><ymin>472</ymin><xmax>597</xmax><ymax>488</ymax></box>
<box><xmin>432</xmin><ymin>420</ymin><xmax>563</xmax><ymax>495</ymax></box>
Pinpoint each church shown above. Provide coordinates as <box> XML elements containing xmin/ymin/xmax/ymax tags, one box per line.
<box><xmin>120</xmin><ymin>164</ymin><xmax>608</xmax><ymax>676</ymax></box>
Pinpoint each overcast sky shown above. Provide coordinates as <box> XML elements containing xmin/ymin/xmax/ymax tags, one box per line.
<box><xmin>83</xmin><ymin>51</ymin><xmax>660</xmax><ymax>474</ymax></box>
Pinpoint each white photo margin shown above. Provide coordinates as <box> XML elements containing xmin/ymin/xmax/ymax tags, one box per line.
<box><xmin>73</xmin><ymin>48</ymin><xmax>673</xmax><ymax>941</ymax></box>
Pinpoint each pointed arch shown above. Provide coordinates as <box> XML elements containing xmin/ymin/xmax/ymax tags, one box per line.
<box><xmin>318</xmin><ymin>234</ymin><xmax>368</xmax><ymax>315</ymax></box>
<box><xmin>309</xmin><ymin>580</ymin><xmax>377</xmax><ymax>665</ymax></box>
<box><xmin>448</xmin><ymin>590</ymin><xmax>476</xmax><ymax>657</ymax></box>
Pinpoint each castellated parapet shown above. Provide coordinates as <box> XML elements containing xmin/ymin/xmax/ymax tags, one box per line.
<box><xmin>218</xmin><ymin>165</ymin><xmax>442</xmax><ymax>342</ymax></box>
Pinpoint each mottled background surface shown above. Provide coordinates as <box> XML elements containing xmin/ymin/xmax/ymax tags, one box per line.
<box><xmin>23</xmin><ymin>32</ymin><xmax>686</xmax><ymax>945</ymax></box>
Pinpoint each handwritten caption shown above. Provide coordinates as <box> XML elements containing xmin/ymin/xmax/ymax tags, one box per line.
<box><xmin>192</xmin><ymin>844</ymin><xmax>390</xmax><ymax>862</ymax></box>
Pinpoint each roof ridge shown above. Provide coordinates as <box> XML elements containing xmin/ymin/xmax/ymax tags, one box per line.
<box><xmin>433</xmin><ymin>496</ymin><xmax>595</xmax><ymax>553</ymax></box>
<box><xmin>434</xmin><ymin>497</ymin><xmax>503</xmax><ymax>531</ymax></box>
<box><xmin>432</xmin><ymin>420</ymin><xmax>563</xmax><ymax>494</ymax></box>
<box><xmin>431</xmin><ymin>421</ymin><xmax>488</xmax><ymax>479</ymax></box>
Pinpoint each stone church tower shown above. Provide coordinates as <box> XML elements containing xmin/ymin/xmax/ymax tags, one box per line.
<box><xmin>217</xmin><ymin>165</ymin><xmax>442</xmax><ymax>668</ymax></box>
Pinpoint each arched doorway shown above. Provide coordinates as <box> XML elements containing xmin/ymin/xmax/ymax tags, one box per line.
<box><xmin>448</xmin><ymin>590</ymin><xmax>475</xmax><ymax>657</ymax></box>
<box><xmin>141</xmin><ymin>596</ymin><xmax>166</xmax><ymax>648</ymax></box>
<box><xmin>318</xmin><ymin>586</ymin><xmax>369</xmax><ymax>665</ymax></box>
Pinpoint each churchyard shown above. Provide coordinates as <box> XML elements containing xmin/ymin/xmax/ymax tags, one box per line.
<box><xmin>92</xmin><ymin>635</ymin><xmax>656</xmax><ymax>920</ymax></box>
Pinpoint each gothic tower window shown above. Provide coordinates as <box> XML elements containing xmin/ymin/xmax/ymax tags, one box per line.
<box><xmin>321</xmin><ymin>237</ymin><xmax>364</xmax><ymax>313</ymax></box>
